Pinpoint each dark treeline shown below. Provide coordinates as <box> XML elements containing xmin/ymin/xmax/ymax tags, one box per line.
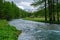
<box><xmin>31</xmin><ymin>0</ymin><xmax>60</xmax><ymax>23</ymax></box>
<box><xmin>30</xmin><ymin>3</ymin><xmax>60</xmax><ymax>18</ymax></box>
<box><xmin>0</xmin><ymin>0</ymin><xmax>30</xmax><ymax>20</ymax></box>
<box><xmin>1</xmin><ymin>0</ymin><xmax>60</xmax><ymax>23</ymax></box>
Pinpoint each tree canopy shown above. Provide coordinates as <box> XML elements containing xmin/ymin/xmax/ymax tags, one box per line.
<box><xmin>31</xmin><ymin>0</ymin><xmax>60</xmax><ymax>23</ymax></box>
<box><xmin>0</xmin><ymin>0</ymin><xmax>30</xmax><ymax>20</ymax></box>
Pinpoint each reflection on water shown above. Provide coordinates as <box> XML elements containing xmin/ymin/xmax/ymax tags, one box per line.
<box><xmin>9</xmin><ymin>19</ymin><xmax>60</xmax><ymax>40</ymax></box>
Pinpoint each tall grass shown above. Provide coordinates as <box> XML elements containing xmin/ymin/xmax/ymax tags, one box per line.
<box><xmin>0</xmin><ymin>20</ymin><xmax>21</xmax><ymax>40</ymax></box>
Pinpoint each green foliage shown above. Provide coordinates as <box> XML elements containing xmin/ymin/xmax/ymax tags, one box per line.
<box><xmin>23</xmin><ymin>17</ymin><xmax>45</xmax><ymax>22</ymax></box>
<box><xmin>31</xmin><ymin>0</ymin><xmax>60</xmax><ymax>23</ymax></box>
<box><xmin>2</xmin><ymin>1</ymin><xmax>20</xmax><ymax>20</ymax></box>
<box><xmin>0</xmin><ymin>20</ymin><xmax>21</xmax><ymax>40</ymax></box>
<box><xmin>31</xmin><ymin>0</ymin><xmax>44</xmax><ymax>7</ymax></box>
<box><xmin>0</xmin><ymin>0</ymin><xmax>30</xmax><ymax>20</ymax></box>
<box><xmin>19</xmin><ymin>9</ymin><xmax>31</xmax><ymax>18</ymax></box>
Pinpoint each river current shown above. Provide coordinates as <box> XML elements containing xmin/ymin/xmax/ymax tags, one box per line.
<box><xmin>9</xmin><ymin>19</ymin><xmax>60</xmax><ymax>40</ymax></box>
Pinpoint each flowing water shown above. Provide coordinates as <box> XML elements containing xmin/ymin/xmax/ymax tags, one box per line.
<box><xmin>9</xmin><ymin>19</ymin><xmax>60</xmax><ymax>40</ymax></box>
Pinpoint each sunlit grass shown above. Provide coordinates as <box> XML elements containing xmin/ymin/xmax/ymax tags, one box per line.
<box><xmin>23</xmin><ymin>17</ymin><xmax>45</xmax><ymax>22</ymax></box>
<box><xmin>0</xmin><ymin>20</ymin><xmax>21</xmax><ymax>40</ymax></box>
<box><xmin>23</xmin><ymin>17</ymin><xmax>60</xmax><ymax>24</ymax></box>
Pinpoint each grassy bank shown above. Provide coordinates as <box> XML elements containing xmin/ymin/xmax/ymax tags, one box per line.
<box><xmin>0</xmin><ymin>20</ymin><xmax>21</xmax><ymax>40</ymax></box>
<box><xmin>23</xmin><ymin>17</ymin><xmax>45</xmax><ymax>22</ymax></box>
<box><xmin>23</xmin><ymin>17</ymin><xmax>60</xmax><ymax>24</ymax></box>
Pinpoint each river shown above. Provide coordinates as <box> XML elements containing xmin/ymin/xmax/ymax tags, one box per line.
<box><xmin>9</xmin><ymin>19</ymin><xmax>60</xmax><ymax>40</ymax></box>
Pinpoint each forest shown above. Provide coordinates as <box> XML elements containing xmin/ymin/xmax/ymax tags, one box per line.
<box><xmin>0</xmin><ymin>0</ymin><xmax>60</xmax><ymax>40</ymax></box>
<box><xmin>0</xmin><ymin>0</ymin><xmax>60</xmax><ymax>23</ymax></box>
<box><xmin>0</xmin><ymin>0</ymin><xmax>31</xmax><ymax>20</ymax></box>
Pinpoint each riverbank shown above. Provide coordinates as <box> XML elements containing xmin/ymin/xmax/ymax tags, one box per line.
<box><xmin>23</xmin><ymin>17</ymin><xmax>60</xmax><ymax>24</ymax></box>
<box><xmin>0</xmin><ymin>20</ymin><xmax>21</xmax><ymax>40</ymax></box>
<box><xmin>8</xmin><ymin>19</ymin><xmax>60</xmax><ymax>40</ymax></box>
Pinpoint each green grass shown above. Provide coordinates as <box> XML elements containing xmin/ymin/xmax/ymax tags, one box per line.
<box><xmin>23</xmin><ymin>17</ymin><xmax>60</xmax><ymax>24</ymax></box>
<box><xmin>0</xmin><ymin>20</ymin><xmax>21</xmax><ymax>40</ymax></box>
<box><xmin>23</xmin><ymin>17</ymin><xmax>45</xmax><ymax>22</ymax></box>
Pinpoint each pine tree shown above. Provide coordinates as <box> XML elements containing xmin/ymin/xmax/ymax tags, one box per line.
<box><xmin>0</xmin><ymin>0</ymin><xmax>3</xmax><ymax>18</ymax></box>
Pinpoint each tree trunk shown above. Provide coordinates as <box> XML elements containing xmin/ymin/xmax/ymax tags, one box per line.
<box><xmin>48</xmin><ymin>0</ymin><xmax>53</xmax><ymax>22</ymax></box>
<box><xmin>52</xmin><ymin>0</ymin><xmax>55</xmax><ymax>21</ymax></box>
<box><xmin>45</xmin><ymin>0</ymin><xmax>47</xmax><ymax>22</ymax></box>
<box><xmin>57</xmin><ymin>0</ymin><xmax>59</xmax><ymax>22</ymax></box>
<box><xmin>0</xmin><ymin>0</ymin><xmax>3</xmax><ymax>18</ymax></box>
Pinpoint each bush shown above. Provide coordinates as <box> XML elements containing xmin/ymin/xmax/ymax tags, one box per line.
<box><xmin>0</xmin><ymin>20</ymin><xmax>21</xmax><ymax>40</ymax></box>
